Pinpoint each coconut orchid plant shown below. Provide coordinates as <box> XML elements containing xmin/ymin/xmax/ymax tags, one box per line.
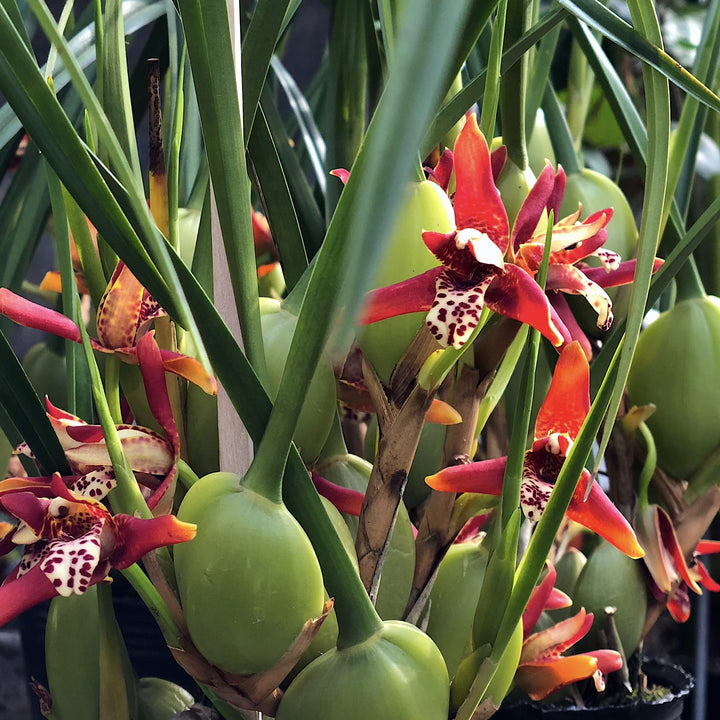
<box><xmin>1</xmin><ymin>1</ymin><xmax>720</xmax><ymax>719</ymax></box>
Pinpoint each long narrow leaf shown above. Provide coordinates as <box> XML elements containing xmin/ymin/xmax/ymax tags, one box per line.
<box><xmin>176</xmin><ymin>0</ymin><xmax>264</xmax><ymax>375</ymax></box>
<box><xmin>593</xmin><ymin>0</ymin><xmax>670</xmax><ymax>474</ymax></box>
<box><xmin>261</xmin><ymin>84</ymin><xmax>326</xmax><ymax>257</ymax></box>
<box><xmin>557</xmin><ymin>0</ymin><xmax>720</xmax><ymax>112</ymax></box>
<box><xmin>240</xmin><ymin>0</ymin><xmax>294</xmax><ymax>143</ymax></box>
<box><xmin>101</xmin><ymin>0</ymin><xmax>142</xmax><ymax>182</ymax></box>
<box><xmin>247</xmin><ymin>104</ymin><xmax>308</xmax><ymax>290</ymax></box>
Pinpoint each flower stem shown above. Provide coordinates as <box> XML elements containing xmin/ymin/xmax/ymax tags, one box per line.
<box><xmin>104</xmin><ymin>355</ymin><xmax>122</xmax><ymax>425</ymax></box>
<box><xmin>636</xmin><ymin>421</ymin><xmax>657</xmax><ymax>510</ymax></box>
<box><xmin>119</xmin><ymin>564</ymin><xmax>183</xmax><ymax>647</ymax></box>
<box><xmin>498</xmin><ymin>0</ymin><xmax>531</xmax><ymax>169</ymax></box>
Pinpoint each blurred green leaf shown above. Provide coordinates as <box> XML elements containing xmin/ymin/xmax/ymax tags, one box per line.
<box><xmin>558</xmin><ymin>0</ymin><xmax>720</xmax><ymax>112</ymax></box>
<box><xmin>241</xmin><ymin>0</ymin><xmax>295</xmax><ymax>143</ymax></box>
<box><xmin>0</xmin><ymin>0</ymin><xmax>167</xmax><ymax>148</ymax></box>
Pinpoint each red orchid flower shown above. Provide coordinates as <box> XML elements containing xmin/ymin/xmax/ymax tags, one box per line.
<box><xmin>0</xmin><ymin>263</ymin><xmax>217</xmax><ymax>395</ymax></box>
<box><xmin>421</xmin><ymin>121</ymin><xmax>664</xmax><ymax>359</ymax></box>
<box><xmin>0</xmin><ymin>472</ymin><xmax>195</xmax><ymax>628</ymax></box>
<box><xmin>359</xmin><ymin>114</ymin><xmax>565</xmax><ymax>350</ymax></box>
<box><xmin>637</xmin><ymin>504</ymin><xmax>720</xmax><ymax>623</ymax></box>
<box><xmin>517</xmin><ymin>564</ymin><xmax>623</xmax><ymax>701</ymax></box>
<box><xmin>426</xmin><ymin>341</ymin><xmax>645</xmax><ymax>558</ymax></box>
<box><xmin>14</xmin><ymin>333</ymin><xmax>180</xmax><ymax>512</ymax></box>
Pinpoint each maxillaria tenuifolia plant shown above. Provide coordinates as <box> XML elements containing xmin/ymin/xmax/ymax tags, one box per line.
<box><xmin>1</xmin><ymin>1</ymin><xmax>720</xmax><ymax>718</ymax></box>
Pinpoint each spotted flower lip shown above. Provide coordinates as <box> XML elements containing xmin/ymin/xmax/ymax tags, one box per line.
<box><xmin>386</xmin><ymin>115</ymin><xmax>663</xmax><ymax>359</ymax></box>
<box><xmin>0</xmin><ymin>473</ymin><xmax>196</xmax><ymax>628</ymax></box>
<box><xmin>0</xmin><ymin>273</ymin><xmax>217</xmax><ymax>395</ymax></box>
<box><xmin>14</xmin><ymin>333</ymin><xmax>180</xmax><ymax>512</ymax></box>
<box><xmin>426</xmin><ymin>342</ymin><xmax>645</xmax><ymax>559</ymax></box>
<box><xmin>359</xmin><ymin>113</ymin><xmax>565</xmax><ymax>350</ymax></box>
<box><xmin>517</xmin><ymin>565</ymin><xmax>623</xmax><ymax>701</ymax></box>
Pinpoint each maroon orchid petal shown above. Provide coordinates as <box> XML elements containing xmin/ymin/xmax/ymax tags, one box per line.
<box><xmin>655</xmin><ymin>507</ymin><xmax>702</xmax><ymax>592</ymax></box>
<box><xmin>452</xmin><ymin>114</ymin><xmax>509</xmax><ymax>251</ymax></box>
<box><xmin>426</xmin><ymin>457</ymin><xmax>507</xmax><ymax>494</ymax></box>
<box><xmin>535</xmin><ymin>341</ymin><xmax>589</xmax><ymax>441</ymax></box>
<box><xmin>427</xmin><ymin>149</ymin><xmax>454</xmax><ymax>191</ymax></box>
<box><xmin>568</xmin><ymin>475</ymin><xmax>645</xmax><ymax>559</ymax></box>
<box><xmin>136</xmin><ymin>333</ymin><xmax>180</xmax><ymax>511</ymax></box>
<box><xmin>547</xmin><ymin>165</ymin><xmax>567</xmax><ymax>221</ymax></box>
<box><xmin>548</xmin><ymin>293</ymin><xmax>593</xmax><ymax>361</ymax></box>
<box><xmin>65</xmin><ymin>425</ymin><xmax>106</xmax><ymax>443</ymax></box>
<box><xmin>522</xmin><ymin>608</ymin><xmax>594</xmax><ymax>666</ymax></box>
<box><xmin>453</xmin><ymin>514</ymin><xmax>490</xmax><ymax>543</ymax></box>
<box><xmin>523</xmin><ymin>564</ymin><xmax>567</xmax><ymax>636</ymax></box>
<box><xmin>109</xmin><ymin>513</ymin><xmax>196</xmax><ymax>569</ymax></box>
<box><xmin>546</xmin><ymin>263</ymin><xmax>613</xmax><ymax>330</ymax></box>
<box><xmin>0</xmin><ymin>564</ymin><xmax>63</xmax><ymax>628</ymax></box>
<box><xmin>511</xmin><ymin>162</ymin><xmax>559</xmax><ymax>253</ymax></box>
<box><xmin>359</xmin><ymin>267</ymin><xmax>442</xmax><ymax>324</ymax></box>
<box><xmin>311</xmin><ymin>473</ymin><xmax>364</xmax><ymax>516</ymax></box>
<box><xmin>1</xmin><ymin>492</ymin><xmax>49</xmax><ymax>537</ymax></box>
<box><xmin>490</xmin><ymin>145</ymin><xmax>507</xmax><ymax>183</ymax></box>
<box><xmin>582</xmin><ymin>258</ymin><xmax>664</xmax><ymax>289</ymax></box>
<box><xmin>0</xmin><ymin>476</ymin><xmax>56</xmax><ymax>498</ymax></box>
<box><xmin>484</xmin><ymin>264</ymin><xmax>565</xmax><ymax>348</ymax></box>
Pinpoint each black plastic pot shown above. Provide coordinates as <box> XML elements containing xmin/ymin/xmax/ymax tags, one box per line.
<box><xmin>492</xmin><ymin>658</ymin><xmax>694</xmax><ymax>720</ymax></box>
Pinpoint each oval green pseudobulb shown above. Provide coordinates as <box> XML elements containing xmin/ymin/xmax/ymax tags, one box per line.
<box><xmin>174</xmin><ymin>472</ymin><xmax>325</xmax><ymax>675</ymax></box>
<box><xmin>276</xmin><ymin>621</ymin><xmax>449</xmax><ymax>720</ymax></box>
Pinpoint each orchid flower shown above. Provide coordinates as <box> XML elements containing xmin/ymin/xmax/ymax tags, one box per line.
<box><xmin>359</xmin><ymin>114</ymin><xmax>565</xmax><ymax>350</ymax></box>
<box><xmin>426</xmin><ymin>341</ymin><xmax>645</xmax><ymax>558</ymax></box>
<box><xmin>516</xmin><ymin>564</ymin><xmax>623</xmax><ymax>701</ymax></box>
<box><xmin>0</xmin><ymin>262</ymin><xmax>217</xmax><ymax>394</ymax></box>
<box><xmin>14</xmin><ymin>332</ymin><xmax>180</xmax><ymax>512</ymax></box>
<box><xmin>0</xmin><ymin>472</ymin><xmax>195</xmax><ymax>628</ymax></box>
<box><xmin>637</xmin><ymin>504</ymin><xmax>720</xmax><ymax>622</ymax></box>
<box><xmin>421</xmin><ymin>119</ymin><xmax>663</xmax><ymax>359</ymax></box>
